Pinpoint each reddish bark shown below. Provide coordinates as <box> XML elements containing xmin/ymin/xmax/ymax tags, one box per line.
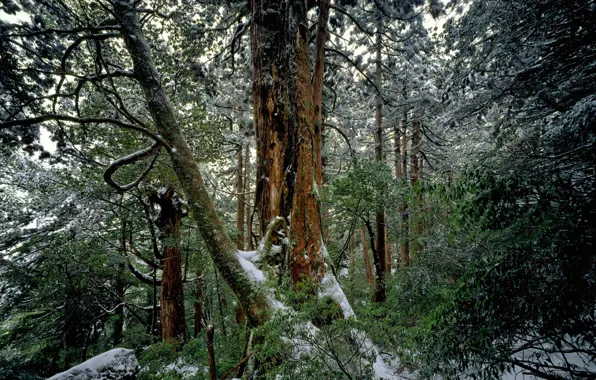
<box><xmin>361</xmin><ymin>225</ymin><xmax>374</xmax><ymax>284</ymax></box>
<box><xmin>251</xmin><ymin>0</ymin><xmax>299</xmax><ymax>237</ymax></box>
<box><xmin>251</xmin><ymin>0</ymin><xmax>324</xmax><ymax>285</ymax></box>
<box><xmin>289</xmin><ymin>15</ymin><xmax>323</xmax><ymax>284</ymax></box>
<box><xmin>152</xmin><ymin>189</ymin><xmax>186</xmax><ymax>342</ymax></box>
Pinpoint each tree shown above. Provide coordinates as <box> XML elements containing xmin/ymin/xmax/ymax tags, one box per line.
<box><xmin>251</xmin><ymin>0</ymin><xmax>324</xmax><ymax>285</ymax></box>
<box><xmin>420</xmin><ymin>0</ymin><xmax>596</xmax><ymax>377</ymax></box>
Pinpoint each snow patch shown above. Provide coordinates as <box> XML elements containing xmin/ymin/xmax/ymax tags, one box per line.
<box><xmin>237</xmin><ymin>250</ymin><xmax>265</xmax><ymax>283</ymax></box>
<box><xmin>47</xmin><ymin>348</ymin><xmax>139</xmax><ymax>380</ymax></box>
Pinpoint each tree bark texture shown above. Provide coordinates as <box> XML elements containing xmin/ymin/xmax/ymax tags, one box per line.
<box><xmin>251</xmin><ymin>0</ymin><xmax>299</xmax><ymax>237</ymax></box>
<box><xmin>251</xmin><ymin>0</ymin><xmax>324</xmax><ymax>285</ymax></box>
<box><xmin>151</xmin><ymin>190</ymin><xmax>186</xmax><ymax>342</ymax></box>
<box><xmin>113</xmin><ymin>0</ymin><xmax>271</xmax><ymax>327</ymax></box>
<box><xmin>361</xmin><ymin>225</ymin><xmax>374</xmax><ymax>284</ymax></box>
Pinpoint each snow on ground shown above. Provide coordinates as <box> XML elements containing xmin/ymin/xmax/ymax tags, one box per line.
<box><xmin>47</xmin><ymin>348</ymin><xmax>139</xmax><ymax>380</ymax></box>
<box><xmin>160</xmin><ymin>360</ymin><xmax>200</xmax><ymax>378</ymax></box>
<box><xmin>502</xmin><ymin>334</ymin><xmax>596</xmax><ymax>379</ymax></box>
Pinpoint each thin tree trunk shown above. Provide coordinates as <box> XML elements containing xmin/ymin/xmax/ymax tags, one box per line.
<box><xmin>364</xmin><ymin>220</ymin><xmax>385</xmax><ymax>302</ymax></box>
<box><xmin>373</xmin><ymin>12</ymin><xmax>386</xmax><ymax>302</ymax></box>
<box><xmin>113</xmin><ymin>0</ymin><xmax>271</xmax><ymax>327</ymax></box>
<box><xmin>400</xmin><ymin>118</ymin><xmax>410</xmax><ymax>269</ymax></box>
<box><xmin>207</xmin><ymin>325</ymin><xmax>216</xmax><ymax>380</ymax></box>
<box><xmin>237</xmin><ymin>146</ymin><xmax>249</xmax><ymax>322</ymax></box>
<box><xmin>113</xmin><ymin>262</ymin><xmax>125</xmax><ymax>345</ymax></box>
<box><xmin>194</xmin><ymin>278</ymin><xmax>203</xmax><ymax>337</ymax></box>
<box><xmin>384</xmin><ymin>220</ymin><xmax>391</xmax><ymax>273</ymax></box>
<box><xmin>113</xmin><ymin>220</ymin><xmax>126</xmax><ymax>345</ymax></box>
<box><xmin>394</xmin><ymin>126</ymin><xmax>402</xmax><ymax>178</ymax></box>
<box><xmin>410</xmin><ymin>120</ymin><xmax>422</xmax><ymax>257</ymax></box>
<box><xmin>244</xmin><ymin>144</ymin><xmax>253</xmax><ymax>250</ymax></box>
<box><xmin>361</xmin><ymin>225</ymin><xmax>374</xmax><ymax>284</ymax></box>
<box><xmin>236</xmin><ymin>145</ymin><xmax>245</xmax><ymax>250</ymax></box>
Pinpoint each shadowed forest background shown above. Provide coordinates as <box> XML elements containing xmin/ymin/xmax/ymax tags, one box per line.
<box><xmin>0</xmin><ymin>0</ymin><xmax>594</xmax><ymax>379</ymax></box>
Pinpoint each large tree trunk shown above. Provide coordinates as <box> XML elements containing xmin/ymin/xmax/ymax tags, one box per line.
<box><xmin>236</xmin><ymin>145</ymin><xmax>245</xmax><ymax>250</ymax></box>
<box><xmin>113</xmin><ymin>0</ymin><xmax>271</xmax><ymax>327</ymax></box>
<box><xmin>373</xmin><ymin>13</ymin><xmax>386</xmax><ymax>302</ymax></box>
<box><xmin>152</xmin><ymin>190</ymin><xmax>186</xmax><ymax>342</ymax></box>
<box><xmin>252</xmin><ymin>1</ymin><xmax>299</xmax><ymax>237</ymax></box>
<box><xmin>252</xmin><ymin>0</ymin><xmax>324</xmax><ymax>285</ymax></box>
<box><xmin>313</xmin><ymin>0</ymin><xmax>330</xmax><ymax>187</ymax></box>
<box><xmin>289</xmin><ymin>11</ymin><xmax>323</xmax><ymax>284</ymax></box>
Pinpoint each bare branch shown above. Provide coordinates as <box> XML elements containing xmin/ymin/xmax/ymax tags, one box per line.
<box><xmin>0</xmin><ymin>114</ymin><xmax>168</xmax><ymax>147</ymax></box>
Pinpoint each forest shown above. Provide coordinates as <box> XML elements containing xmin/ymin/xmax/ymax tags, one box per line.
<box><xmin>0</xmin><ymin>0</ymin><xmax>594</xmax><ymax>379</ymax></box>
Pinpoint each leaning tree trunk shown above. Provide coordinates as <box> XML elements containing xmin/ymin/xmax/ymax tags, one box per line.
<box><xmin>112</xmin><ymin>0</ymin><xmax>271</xmax><ymax>327</ymax></box>
<box><xmin>251</xmin><ymin>0</ymin><xmax>324</xmax><ymax>285</ymax></box>
<box><xmin>373</xmin><ymin>12</ymin><xmax>387</xmax><ymax>302</ymax></box>
<box><xmin>151</xmin><ymin>189</ymin><xmax>186</xmax><ymax>342</ymax></box>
